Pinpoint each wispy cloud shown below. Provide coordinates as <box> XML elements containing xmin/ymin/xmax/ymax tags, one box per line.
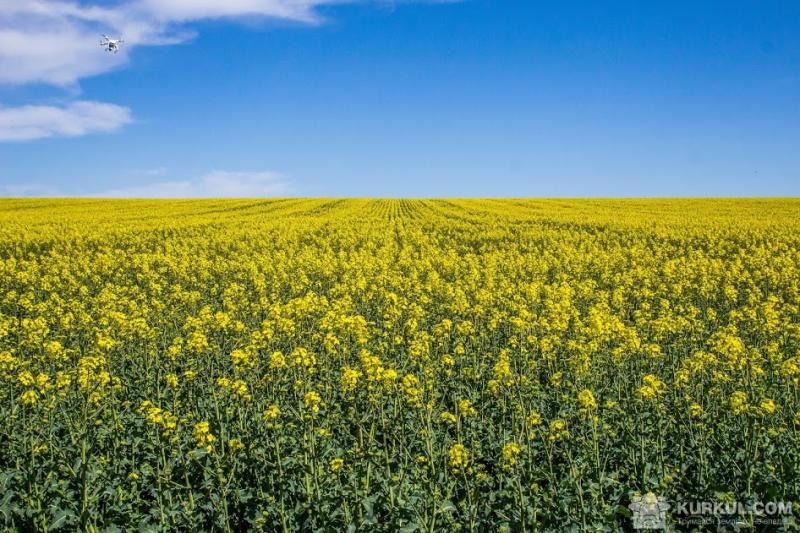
<box><xmin>95</xmin><ymin>170</ymin><xmax>291</xmax><ymax>197</ymax></box>
<box><xmin>136</xmin><ymin>0</ymin><xmax>325</xmax><ymax>24</ymax></box>
<box><xmin>0</xmin><ymin>100</ymin><xmax>132</xmax><ymax>141</ymax></box>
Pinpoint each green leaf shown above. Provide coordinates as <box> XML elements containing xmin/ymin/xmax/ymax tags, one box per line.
<box><xmin>398</xmin><ymin>522</ymin><xmax>419</xmax><ymax>533</ymax></box>
<box><xmin>48</xmin><ymin>508</ymin><xmax>73</xmax><ymax>530</ymax></box>
<box><xmin>439</xmin><ymin>501</ymin><xmax>457</xmax><ymax>513</ymax></box>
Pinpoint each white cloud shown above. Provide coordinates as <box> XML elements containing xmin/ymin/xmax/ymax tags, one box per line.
<box><xmin>1</xmin><ymin>1</ymin><xmax>458</xmax><ymax>86</ymax></box>
<box><xmin>0</xmin><ymin>0</ymin><xmax>346</xmax><ymax>87</ymax></box>
<box><xmin>137</xmin><ymin>0</ymin><xmax>326</xmax><ymax>23</ymax></box>
<box><xmin>0</xmin><ymin>1</ymin><xmax>202</xmax><ymax>87</ymax></box>
<box><xmin>96</xmin><ymin>170</ymin><xmax>291</xmax><ymax>197</ymax></box>
<box><xmin>0</xmin><ymin>100</ymin><xmax>132</xmax><ymax>141</ymax></box>
<box><xmin>0</xmin><ymin>25</ymin><xmax>121</xmax><ymax>86</ymax></box>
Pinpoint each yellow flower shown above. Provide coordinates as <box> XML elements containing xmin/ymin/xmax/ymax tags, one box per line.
<box><xmin>449</xmin><ymin>443</ymin><xmax>469</xmax><ymax>472</ymax></box>
<box><xmin>547</xmin><ymin>419</ymin><xmax>568</xmax><ymax>442</ymax></box>
<box><xmin>781</xmin><ymin>357</ymin><xmax>800</xmax><ymax>383</ymax></box>
<box><xmin>0</xmin><ymin>351</ymin><xmax>19</xmax><ymax>377</ymax></box>
<box><xmin>167</xmin><ymin>337</ymin><xmax>183</xmax><ymax>360</ymax></box>
<box><xmin>77</xmin><ymin>356</ymin><xmax>110</xmax><ymax>394</ymax></box>
<box><xmin>439</xmin><ymin>411</ymin><xmax>457</xmax><ymax>425</ymax></box>
<box><xmin>193</xmin><ymin>421</ymin><xmax>216</xmax><ymax>452</ymax></box>
<box><xmin>303</xmin><ymin>391</ymin><xmax>323</xmax><ymax>413</ymax></box>
<box><xmin>230</xmin><ymin>349</ymin><xmax>255</xmax><ymax>370</ymax></box>
<box><xmin>638</xmin><ymin>386</ymin><xmax>656</xmax><ymax>400</ymax></box>
<box><xmin>441</xmin><ymin>355</ymin><xmax>455</xmax><ymax>370</ymax></box>
<box><xmin>341</xmin><ymin>366</ymin><xmax>361</xmax><ymax>394</ymax></box>
<box><xmin>730</xmin><ymin>391</ymin><xmax>749</xmax><ymax>415</ymax></box>
<box><xmin>18</xmin><ymin>370</ymin><xmax>35</xmax><ymax>387</ymax></box>
<box><xmin>269</xmin><ymin>351</ymin><xmax>287</xmax><ymax>370</ymax></box>
<box><xmin>218</xmin><ymin>377</ymin><xmax>251</xmax><ymax>401</ymax></box>
<box><xmin>35</xmin><ymin>373</ymin><xmax>52</xmax><ymax>392</ymax></box>
<box><xmin>230</xmin><ymin>379</ymin><xmax>249</xmax><ymax>399</ymax></box>
<box><xmin>322</xmin><ymin>330</ymin><xmax>340</xmax><ymax>354</ymax></box>
<box><xmin>55</xmin><ymin>371</ymin><xmax>71</xmax><ymax>392</ymax></box>
<box><xmin>143</xmin><ymin>404</ymin><xmax>178</xmax><ymax>435</ymax></box>
<box><xmin>501</xmin><ymin>442</ymin><xmax>522</xmax><ymax>469</ymax></box>
<box><xmin>381</xmin><ymin>368</ymin><xmax>399</xmax><ymax>388</ymax></box>
<box><xmin>96</xmin><ymin>335</ymin><xmax>117</xmax><ymax>352</ymax></box>
<box><xmin>759</xmin><ymin>399</ymin><xmax>777</xmax><ymax>415</ymax></box>
<box><xmin>291</xmin><ymin>347</ymin><xmax>316</xmax><ymax>370</ymax></box>
<box><xmin>17</xmin><ymin>389</ymin><xmax>38</xmax><ymax>406</ymax></box>
<box><xmin>186</xmin><ymin>330</ymin><xmax>209</xmax><ymax>354</ymax></box>
<box><xmin>6</xmin><ymin>196</ymin><xmax>800</xmax><ymax>526</ymax></box>
<box><xmin>638</xmin><ymin>374</ymin><xmax>666</xmax><ymax>401</ymax></box>
<box><xmin>402</xmin><ymin>374</ymin><xmax>423</xmax><ymax>408</ymax></box>
<box><xmin>227</xmin><ymin>439</ymin><xmax>245</xmax><ymax>452</ymax></box>
<box><xmin>458</xmin><ymin>399</ymin><xmax>477</xmax><ymax>417</ymax></box>
<box><xmin>578</xmin><ymin>389</ymin><xmax>598</xmax><ymax>411</ymax></box>
<box><xmin>643</xmin><ymin>374</ymin><xmax>666</xmax><ymax>393</ymax></box>
<box><xmin>263</xmin><ymin>404</ymin><xmax>281</xmax><ymax>421</ymax></box>
<box><xmin>493</xmin><ymin>349</ymin><xmax>513</xmax><ymax>385</ymax></box>
<box><xmin>44</xmin><ymin>341</ymin><xmax>66</xmax><ymax>361</ymax></box>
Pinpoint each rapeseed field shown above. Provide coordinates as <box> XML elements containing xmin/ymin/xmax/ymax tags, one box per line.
<box><xmin>1</xmin><ymin>199</ymin><xmax>798</xmax><ymax>530</ymax></box>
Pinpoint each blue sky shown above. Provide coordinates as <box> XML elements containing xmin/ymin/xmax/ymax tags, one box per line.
<box><xmin>0</xmin><ymin>0</ymin><xmax>798</xmax><ymax>197</ymax></box>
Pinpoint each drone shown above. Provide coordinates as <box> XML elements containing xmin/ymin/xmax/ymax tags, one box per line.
<box><xmin>100</xmin><ymin>34</ymin><xmax>123</xmax><ymax>53</ymax></box>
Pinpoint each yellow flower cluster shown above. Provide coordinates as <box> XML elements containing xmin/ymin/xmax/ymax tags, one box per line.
<box><xmin>303</xmin><ymin>391</ymin><xmax>323</xmax><ymax>414</ymax></box>
<box><xmin>330</xmin><ymin>457</ymin><xmax>345</xmax><ymax>472</ymax></box>
<box><xmin>449</xmin><ymin>443</ymin><xmax>469</xmax><ymax>472</ymax></box>
<box><xmin>402</xmin><ymin>373</ymin><xmax>423</xmax><ymax>408</ymax></box>
<box><xmin>730</xmin><ymin>391</ymin><xmax>749</xmax><ymax>415</ymax></box>
<box><xmin>217</xmin><ymin>377</ymin><xmax>251</xmax><ymax>401</ymax></box>
<box><xmin>578</xmin><ymin>389</ymin><xmax>597</xmax><ymax>411</ymax></box>
<box><xmin>548</xmin><ymin>419</ymin><xmax>569</xmax><ymax>442</ymax></box>
<box><xmin>637</xmin><ymin>374</ymin><xmax>667</xmax><ymax>401</ymax></box>
<box><xmin>193</xmin><ymin>421</ymin><xmax>216</xmax><ymax>452</ymax></box>
<box><xmin>230</xmin><ymin>349</ymin><xmax>256</xmax><ymax>371</ymax></box>
<box><xmin>139</xmin><ymin>401</ymin><xmax>178</xmax><ymax>436</ymax></box>
<box><xmin>501</xmin><ymin>442</ymin><xmax>522</xmax><ymax>469</ymax></box>
<box><xmin>458</xmin><ymin>399</ymin><xmax>477</xmax><ymax>417</ymax></box>
<box><xmin>340</xmin><ymin>366</ymin><xmax>361</xmax><ymax>394</ymax></box>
